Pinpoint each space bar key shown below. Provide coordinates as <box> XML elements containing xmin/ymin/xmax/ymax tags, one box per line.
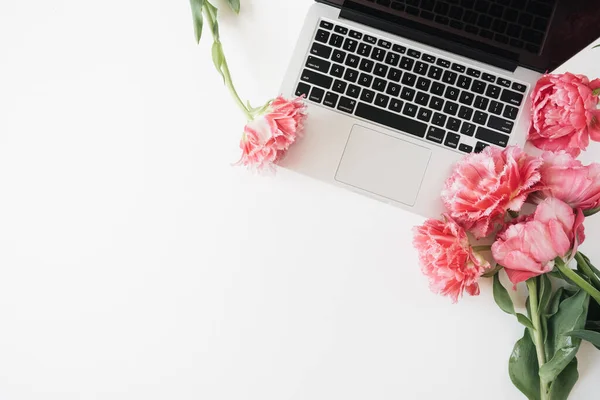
<box><xmin>355</xmin><ymin>103</ymin><xmax>427</xmax><ymax>138</ymax></box>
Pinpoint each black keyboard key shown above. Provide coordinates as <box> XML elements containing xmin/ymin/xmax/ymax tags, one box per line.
<box><xmin>426</xmin><ymin>126</ymin><xmax>446</xmax><ymax>144</ymax></box>
<box><xmin>416</xmin><ymin>77</ymin><xmax>431</xmax><ymax>91</ymax></box>
<box><xmin>421</xmin><ymin>10</ymin><xmax>435</xmax><ymax>20</ymax></box>
<box><xmin>407</xmin><ymin>49</ymin><xmax>421</xmax><ymax>58</ymax></box>
<box><xmin>309</xmin><ymin>87</ymin><xmax>325</xmax><ymax>103</ymax></box>
<box><xmin>430</xmin><ymin>96</ymin><xmax>444</xmax><ymax>110</ymax></box>
<box><xmin>461</xmin><ymin>122</ymin><xmax>476</xmax><ymax>136</ymax></box>
<box><xmin>373</xmin><ymin>78</ymin><xmax>387</xmax><ymax>92</ymax></box>
<box><xmin>344</xmin><ymin>68</ymin><xmax>359</xmax><ymax>83</ymax></box>
<box><xmin>482</xmin><ymin>73</ymin><xmax>496</xmax><ymax>83</ymax></box>
<box><xmin>449</xmin><ymin>20</ymin><xmax>464</xmax><ymax>30</ymax></box>
<box><xmin>512</xmin><ymin>82</ymin><xmax>526</xmax><ymax>92</ymax></box>
<box><xmin>401</xmin><ymin>73</ymin><xmax>417</xmax><ymax>87</ymax></box>
<box><xmin>488</xmin><ymin>115</ymin><xmax>514</xmax><ymax>133</ymax></box>
<box><xmin>500</xmin><ymin>89</ymin><xmax>524</xmax><ymax>106</ymax></box>
<box><xmin>389</xmin><ymin>98</ymin><xmax>404</xmax><ymax>112</ymax></box>
<box><xmin>311</xmin><ymin>43</ymin><xmax>333</xmax><ymax>59</ymax></box>
<box><xmin>432</xmin><ymin>112</ymin><xmax>447</xmax><ymax>127</ymax></box>
<box><xmin>392</xmin><ymin>44</ymin><xmax>406</xmax><ymax>53</ymax></box>
<box><xmin>475</xmin><ymin>141</ymin><xmax>489</xmax><ymax>153</ymax></box>
<box><xmin>301</xmin><ymin>69</ymin><xmax>333</xmax><ymax>89</ymax></box>
<box><xmin>355</xmin><ymin>103</ymin><xmax>427</xmax><ymax>138</ymax></box>
<box><xmin>443</xmin><ymin>101</ymin><xmax>459</xmax><ymax>116</ymax></box>
<box><xmin>489</xmin><ymin>100</ymin><xmax>503</xmax><ymax>115</ymax></box>
<box><xmin>343</xmin><ymin>38</ymin><xmax>359</xmax><ymax>52</ymax></box>
<box><xmin>436</xmin><ymin>58</ymin><xmax>451</xmax><ymax>68</ymax></box>
<box><xmin>422</xmin><ymin>54</ymin><xmax>436</xmax><ymax>63</ymax></box>
<box><xmin>400</xmin><ymin>87</ymin><xmax>416</xmax><ymax>102</ymax></box>
<box><xmin>372</xmin><ymin>48</ymin><xmax>386</xmax><ymax>62</ymax></box>
<box><xmin>363</xmin><ymin>34</ymin><xmax>377</xmax><ymax>44</ymax></box>
<box><xmin>331</xmin><ymin>64</ymin><xmax>345</xmax><ymax>78</ymax></box>
<box><xmin>360</xmin><ymin>89</ymin><xmax>375</xmax><ymax>103</ymax></box>
<box><xmin>471</xmin><ymin>80</ymin><xmax>486</xmax><ymax>94</ymax></box>
<box><xmin>466</xmin><ymin>68</ymin><xmax>481</xmax><ymax>78</ymax></box>
<box><xmin>444</xmin><ymin>87</ymin><xmax>460</xmax><ymax>101</ymax></box>
<box><xmin>431</xmin><ymin>82</ymin><xmax>445</xmax><ymax>96</ymax></box>
<box><xmin>349</xmin><ymin>30</ymin><xmax>362</xmax><ymax>40</ymax></box>
<box><xmin>323</xmin><ymin>91</ymin><xmax>339</xmax><ymax>107</ymax></box>
<box><xmin>446</xmin><ymin>117</ymin><xmax>461</xmax><ymax>132</ymax></box>
<box><xmin>451</xmin><ymin>63</ymin><xmax>466</xmax><ymax>73</ymax></box>
<box><xmin>415</xmin><ymin>92</ymin><xmax>430</xmax><ymax>106</ymax></box>
<box><xmin>503</xmin><ymin>105</ymin><xmax>518</xmax><ymax>120</ymax></box>
<box><xmin>386</xmin><ymin>82</ymin><xmax>402</xmax><ymax>97</ymax></box>
<box><xmin>459</xmin><ymin>143</ymin><xmax>473</xmax><ymax>153</ymax></box>
<box><xmin>497</xmin><ymin>78</ymin><xmax>511</xmax><ymax>87</ymax></box>
<box><xmin>359</xmin><ymin>58</ymin><xmax>375</xmax><ymax>73</ymax></box>
<box><xmin>334</xmin><ymin>25</ymin><xmax>348</xmax><ymax>35</ymax></box>
<box><xmin>374</xmin><ymin>63</ymin><xmax>389</xmax><ymax>77</ymax></box>
<box><xmin>417</xmin><ymin>108</ymin><xmax>433</xmax><ymax>122</ymax></box>
<box><xmin>346</xmin><ymin>84</ymin><xmax>361</xmax><ymax>98</ymax></box>
<box><xmin>459</xmin><ymin>91</ymin><xmax>474</xmax><ymax>106</ymax></box>
<box><xmin>476</xmin><ymin>126</ymin><xmax>509</xmax><ymax>147</ymax></box>
<box><xmin>315</xmin><ymin>29</ymin><xmax>330</xmax><ymax>44</ymax></box>
<box><xmin>332</xmin><ymin>79</ymin><xmax>347</xmax><ymax>94</ymax></box>
<box><xmin>388</xmin><ymin>68</ymin><xmax>402</xmax><ymax>82</ymax></box>
<box><xmin>357</xmin><ymin>43</ymin><xmax>372</xmax><ymax>57</ymax></box>
<box><xmin>458</xmin><ymin>105</ymin><xmax>474</xmax><ymax>120</ymax></box>
<box><xmin>375</xmin><ymin>93</ymin><xmax>390</xmax><ymax>108</ymax></box>
<box><xmin>522</xmin><ymin>29</ymin><xmax>543</xmax><ymax>45</ymax></box>
<box><xmin>442</xmin><ymin>70</ymin><xmax>458</xmax><ymax>85</ymax></box>
<box><xmin>486</xmin><ymin>84</ymin><xmax>501</xmax><ymax>99</ymax></box>
<box><xmin>427</xmin><ymin>66</ymin><xmax>443</xmax><ymax>80</ymax></box>
<box><xmin>444</xmin><ymin>132</ymin><xmax>461</xmax><ymax>149</ymax></box>
<box><xmin>457</xmin><ymin>75</ymin><xmax>472</xmax><ymax>89</ymax></box>
<box><xmin>400</xmin><ymin>56</ymin><xmax>415</xmax><ymax>71</ymax></box>
<box><xmin>474</xmin><ymin>96</ymin><xmax>489</xmax><ymax>110</ymax></box>
<box><xmin>358</xmin><ymin>73</ymin><xmax>373</xmax><ymax>87</ymax></box>
<box><xmin>331</xmin><ymin>49</ymin><xmax>346</xmax><ymax>64</ymax></box>
<box><xmin>377</xmin><ymin>39</ymin><xmax>392</xmax><ymax>49</ymax></box>
<box><xmin>337</xmin><ymin>97</ymin><xmax>356</xmax><ymax>113</ymax></box>
<box><xmin>345</xmin><ymin>54</ymin><xmax>360</xmax><ymax>68</ymax></box>
<box><xmin>385</xmin><ymin>52</ymin><xmax>400</xmax><ymax>66</ymax></box>
<box><xmin>320</xmin><ymin>21</ymin><xmax>334</xmax><ymax>30</ymax></box>
<box><xmin>414</xmin><ymin>61</ymin><xmax>428</xmax><ymax>75</ymax></box>
<box><xmin>473</xmin><ymin>110</ymin><xmax>488</xmax><ymax>125</ymax></box>
<box><xmin>295</xmin><ymin>82</ymin><xmax>311</xmax><ymax>98</ymax></box>
<box><xmin>329</xmin><ymin>34</ymin><xmax>344</xmax><ymax>48</ymax></box>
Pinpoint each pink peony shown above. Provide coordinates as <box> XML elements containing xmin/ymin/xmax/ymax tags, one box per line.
<box><xmin>413</xmin><ymin>215</ymin><xmax>490</xmax><ymax>303</ymax></box>
<box><xmin>441</xmin><ymin>146</ymin><xmax>543</xmax><ymax>239</ymax></box>
<box><xmin>538</xmin><ymin>151</ymin><xmax>600</xmax><ymax>211</ymax></box>
<box><xmin>236</xmin><ymin>96</ymin><xmax>307</xmax><ymax>170</ymax></box>
<box><xmin>528</xmin><ymin>72</ymin><xmax>600</xmax><ymax>156</ymax></box>
<box><xmin>491</xmin><ymin>198</ymin><xmax>586</xmax><ymax>285</ymax></box>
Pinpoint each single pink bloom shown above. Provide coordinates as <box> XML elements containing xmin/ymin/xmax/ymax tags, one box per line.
<box><xmin>528</xmin><ymin>72</ymin><xmax>600</xmax><ymax>156</ymax></box>
<box><xmin>236</xmin><ymin>96</ymin><xmax>307</xmax><ymax>170</ymax></box>
<box><xmin>441</xmin><ymin>146</ymin><xmax>543</xmax><ymax>238</ymax></box>
<box><xmin>537</xmin><ymin>151</ymin><xmax>600</xmax><ymax>211</ymax></box>
<box><xmin>491</xmin><ymin>198</ymin><xmax>586</xmax><ymax>285</ymax></box>
<box><xmin>413</xmin><ymin>215</ymin><xmax>490</xmax><ymax>303</ymax></box>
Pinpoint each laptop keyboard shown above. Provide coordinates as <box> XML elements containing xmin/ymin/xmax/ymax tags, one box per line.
<box><xmin>295</xmin><ymin>19</ymin><xmax>528</xmax><ymax>154</ymax></box>
<box><xmin>370</xmin><ymin>0</ymin><xmax>556</xmax><ymax>54</ymax></box>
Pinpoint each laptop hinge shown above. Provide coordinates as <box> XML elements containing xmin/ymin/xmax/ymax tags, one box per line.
<box><xmin>339</xmin><ymin>1</ymin><xmax>519</xmax><ymax>72</ymax></box>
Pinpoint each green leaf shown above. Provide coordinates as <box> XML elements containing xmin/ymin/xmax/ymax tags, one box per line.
<box><xmin>539</xmin><ymin>274</ymin><xmax>552</xmax><ymax>313</ymax></box>
<box><xmin>517</xmin><ymin>313</ymin><xmax>535</xmax><ymax>330</ymax></box>
<box><xmin>541</xmin><ymin>289</ymin><xmax>590</xmax><ymax>382</ymax></box>
<box><xmin>227</xmin><ymin>0</ymin><xmax>240</xmax><ymax>13</ymax></box>
<box><xmin>509</xmin><ymin>329</ymin><xmax>541</xmax><ymax>400</ymax></box>
<box><xmin>493</xmin><ymin>273</ymin><xmax>515</xmax><ymax>315</ymax></box>
<box><xmin>565</xmin><ymin>329</ymin><xmax>600</xmax><ymax>350</ymax></box>
<box><xmin>211</xmin><ymin>41</ymin><xmax>224</xmax><ymax>78</ymax></box>
<box><xmin>580</xmin><ymin>252</ymin><xmax>600</xmax><ymax>277</ymax></box>
<box><xmin>204</xmin><ymin>2</ymin><xmax>220</xmax><ymax>40</ymax></box>
<box><xmin>548</xmin><ymin>359</ymin><xmax>579</xmax><ymax>400</ymax></box>
<box><xmin>190</xmin><ymin>0</ymin><xmax>205</xmax><ymax>43</ymax></box>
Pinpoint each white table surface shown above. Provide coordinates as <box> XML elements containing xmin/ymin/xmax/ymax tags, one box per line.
<box><xmin>1</xmin><ymin>1</ymin><xmax>599</xmax><ymax>399</ymax></box>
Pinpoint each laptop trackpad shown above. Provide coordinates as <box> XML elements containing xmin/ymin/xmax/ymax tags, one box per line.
<box><xmin>335</xmin><ymin>125</ymin><xmax>431</xmax><ymax>206</ymax></box>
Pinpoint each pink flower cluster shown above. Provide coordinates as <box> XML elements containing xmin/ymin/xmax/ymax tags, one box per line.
<box><xmin>414</xmin><ymin>146</ymin><xmax>600</xmax><ymax>302</ymax></box>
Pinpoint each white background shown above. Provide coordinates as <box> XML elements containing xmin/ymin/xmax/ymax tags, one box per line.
<box><xmin>1</xmin><ymin>0</ymin><xmax>599</xmax><ymax>399</ymax></box>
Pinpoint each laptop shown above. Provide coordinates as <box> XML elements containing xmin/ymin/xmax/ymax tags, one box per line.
<box><xmin>279</xmin><ymin>0</ymin><xmax>600</xmax><ymax>217</ymax></box>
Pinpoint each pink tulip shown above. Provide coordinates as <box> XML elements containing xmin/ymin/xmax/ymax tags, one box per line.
<box><xmin>413</xmin><ymin>215</ymin><xmax>490</xmax><ymax>303</ymax></box>
<box><xmin>491</xmin><ymin>198</ymin><xmax>585</xmax><ymax>285</ymax></box>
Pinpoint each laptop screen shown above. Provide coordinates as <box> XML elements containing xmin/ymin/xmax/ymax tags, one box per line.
<box><xmin>324</xmin><ymin>0</ymin><xmax>600</xmax><ymax>72</ymax></box>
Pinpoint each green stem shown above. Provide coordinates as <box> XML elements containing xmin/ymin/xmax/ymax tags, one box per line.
<box><xmin>575</xmin><ymin>252</ymin><xmax>600</xmax><ymax>290</ymax></box>
<box><xmin>556</xmin><ymin>258</ymin><xmax>600</xmax><ymax>305</ymax></box>
<box><xmin>202</xmin><ymin>5</ymin><xmax>252</xmax><ymax>121</ymax></box>
<box><xmin>526</xmin><ymin>277</ymin><xmax>549</xmax><ymax>400</ymax></box>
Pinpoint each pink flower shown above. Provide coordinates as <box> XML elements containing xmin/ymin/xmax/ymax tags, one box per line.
<box><xmin>538</xmin><ymin>151</ymin><xmax>600</xmax><ymax>211</ymax></box>
<box><xmin>236</xmin><ymin>96</ymin><xmax>307</xmax><ymax>170</ymax></box>
<box><xmin>413</xmin><ymin>215</ymin><xmax>490</xmax><ymax>303</ymax></box>
<box><xmin>491</xmin><ymin>198</ymin><xmax>586</xmax><ymax>285</ymax></box>
<box><xmin>528</xmin><ymin>73</ymin><xmax>600</xmax><ymax>156</ymax></box>
<box><xmin>441</xmin><ymin>146</ymin><xmax>542</xmax><ymax>238</ymax></box>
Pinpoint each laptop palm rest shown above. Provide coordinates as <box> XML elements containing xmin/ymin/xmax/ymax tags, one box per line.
<box><xmin>335</xmin><ymin>125</ymin><xmax>431</xmax><ymax>207</ymax></box>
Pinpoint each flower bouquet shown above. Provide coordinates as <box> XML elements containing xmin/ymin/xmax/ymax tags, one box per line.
<box><xmin>414</xmin><ymin>73</ymin><xmax>600</xmax><ymax>399</ymax></box>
